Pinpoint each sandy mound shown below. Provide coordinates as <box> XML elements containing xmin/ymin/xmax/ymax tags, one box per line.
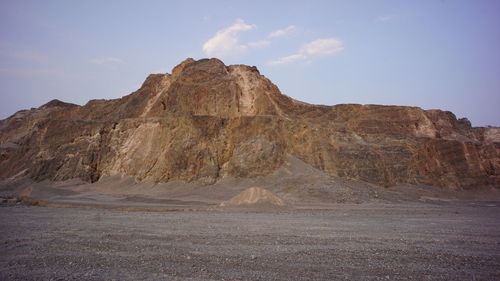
<box><xmin>19</xmin><ymin>186</ymin><xmax>32</xmax><ymax>197</ymax></box>
<box><xmin>219</xmin><ymin>187</ymin><xmax>285</xmax><ymax>207</ymax></box>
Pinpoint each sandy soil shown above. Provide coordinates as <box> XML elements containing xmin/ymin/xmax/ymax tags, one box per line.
<box><xmin>1</xmin><ymin>201</ymin><xmax>499</xmax><ymax>281</ymax></box>
<box><xmin>1</xmin><ymin>157</ymin><xmax>499</xmax><ymax>280</ymax></box>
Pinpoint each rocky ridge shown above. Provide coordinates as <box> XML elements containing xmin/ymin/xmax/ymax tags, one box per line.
<box><xmin>0</xmin><ymin>58</ymin><xmax>498</xmax><ymax>189</ymax></box>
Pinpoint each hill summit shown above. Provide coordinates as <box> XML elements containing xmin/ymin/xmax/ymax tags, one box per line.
<box><xmin>0</xmin><ymin>58</ymin><xmax>498</xmax><ymax>189</ymax></box>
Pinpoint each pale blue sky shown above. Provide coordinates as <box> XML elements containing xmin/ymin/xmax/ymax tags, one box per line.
<box><xmin>1</xmin><ymin>0</ymin><xmax>499</xmax><ymax>126</ymax></box>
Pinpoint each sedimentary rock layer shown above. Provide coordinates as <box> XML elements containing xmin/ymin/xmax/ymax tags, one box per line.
<box><xmin>0</xmin><ymin>58</ymin><xmax>498</xmax><ymax>188</ymax></box>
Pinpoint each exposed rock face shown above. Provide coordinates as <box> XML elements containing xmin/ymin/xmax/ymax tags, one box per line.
<box><xmin>0</xmin><ymin>58</ymin><xmax>498</xmax><ymax>189</ymax></box>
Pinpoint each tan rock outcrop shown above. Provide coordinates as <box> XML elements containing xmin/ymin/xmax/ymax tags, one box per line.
<box><xmin>0</xmin><ymin>58</ymin><xmax>498</xmax><ymax>189</ymax></box>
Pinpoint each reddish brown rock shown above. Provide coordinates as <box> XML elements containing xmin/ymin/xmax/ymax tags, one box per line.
<box><xmin>0</xmin><ymin>58</ymin><xmax>498</xmax><ymax>189</ymax></box>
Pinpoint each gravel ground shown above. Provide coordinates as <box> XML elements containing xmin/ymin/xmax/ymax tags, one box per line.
<box><xmin>0</xmin><ymin>202</ymin><xmax>499</xmax><ymax>281</ymax></box>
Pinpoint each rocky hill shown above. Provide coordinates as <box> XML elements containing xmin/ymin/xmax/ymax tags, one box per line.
<box><xmin>0</xmin><ymin>58</ymin><xmax>498</xmax><ymax>189</ymax></box>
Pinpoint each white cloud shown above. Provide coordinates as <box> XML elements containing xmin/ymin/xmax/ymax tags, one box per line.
<box><xmin>89</xmin><ymin>57</ymin><xmax>123</xmax><ymax>64</ymax></box>
<box><xmin>268</xmin><ymin>54</ymin><xmax>306</xmax><ymax>65</ymax></box>
<box><xmin>248</xmin><ymin>40</ymin><xmax>271</xmax><ymax>48</ymax></box>
<box><xmin>300</xmin><ymin>38</ymin><xmax>344</xmax><ymax>56</ymax></box>
<box><xmin>268</xmin><ymin>38</ymin><xmax>343</xmax><ymax>65</ymax></box>
<box><xmin>269</xmin><ymin>25</ymin><xmax>296</xmax><ymax>38</ymax></box>
<box><xmin>202</xmin><ymin>18</ymin><xmax>256</xmax><ymax>57</ymax></box>
<box><xmin>376</xmin><ymin>14</ymin><xmax>398</xmax><ymax>22</ymax></box>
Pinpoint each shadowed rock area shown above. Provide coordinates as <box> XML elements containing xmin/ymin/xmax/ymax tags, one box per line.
<box><xmin>0</xmin><ymin>58</ymin><xmax>498</xmax><ymax>193</ymax></box>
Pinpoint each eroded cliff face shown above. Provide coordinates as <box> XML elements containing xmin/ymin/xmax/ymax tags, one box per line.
<box><xmin>0</xmin><ymin>58</ymin><xmax>498</xmax><ymax>189</ymax></box>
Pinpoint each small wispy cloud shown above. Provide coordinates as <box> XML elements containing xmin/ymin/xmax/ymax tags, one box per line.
<box><xmin>0</xmin><ymin>50</ymin><xmax>47</xmax><ymax>63</ymax></box>
<box><xmin>202</xmin><ymin>21</ymin><xmax>299</xmax><ymax>57</ymax></box>
<box><xmin>376</xmin><ymin>14</ymin><xmax>398</xmax><ymax>23</ymax></box>
<box><xmin>202</xmin><ymin>18</ymin><xmax>256</xmax><ymax>57</ymax></box>
<box><xmin>248</xmin><ymin>40</ymin><xmax>271</xmax><ymax>48</ymax></box>
<box><xmin>268</xmin><ymin>38</ymin><xmax>343</xmax><ymax>65</ymax></box>
<box><xmin>269</xmin><ymin>25</ymin><xmax>296</xmax><ymax>38</ymax></box>
<box><xmin>248</xmin><ymin>25</ymin><xmax>296</xmax><ymax>49</ymax></box>
<box><xmin>89</xmin><ymin>57</ymin><xmax>123</xmax><ymax>64</ymax></box>
<box><xmin>0</xmin><ymin>67</ymin><xmax>78</xmax><ymax>78</ymax></box>
<box><xmin>300</xmin><ymin>38</ymin><xmax>344</xmax><ymax>56</ymax></box>
<box><xmin>267</xmin><ymin>54</ymin><xmax>306</xmax><ymax>65</ymax></box>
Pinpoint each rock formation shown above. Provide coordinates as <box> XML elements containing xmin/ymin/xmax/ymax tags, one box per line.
<box><xmin>0</xmin><ymin>58</ymin><xmax>498</xmax><ymax>189</ymax></box>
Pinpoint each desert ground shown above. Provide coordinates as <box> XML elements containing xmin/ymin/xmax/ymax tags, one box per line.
<box><xmin>1</xmin><ymin>197</ymin><xmax>499</xmax><ymax>280</ymax></box>
<box><xmin>1</xmin><ymin>157</ymin><xmax>500</xmax><ymax>280</ymax></box>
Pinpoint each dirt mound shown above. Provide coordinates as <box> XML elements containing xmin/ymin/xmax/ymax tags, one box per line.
<box><xmin>18</xmin><ymin>186</ymin><xmax>32</xmax><ymax>197</ymax></box>
<box><xmin>219</xmin><ymin>187</ymin><xmax>285</xmax><ymax>207</ymax></box>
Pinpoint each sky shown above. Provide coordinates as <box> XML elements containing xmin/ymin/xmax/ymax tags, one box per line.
<box><xmin>0</xmin><ymin>0</ymin><xmax>499</xmax><ymax>126</ymax></box>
